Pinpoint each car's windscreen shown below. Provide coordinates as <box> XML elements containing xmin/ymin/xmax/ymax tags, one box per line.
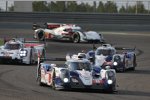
<box><xmin>96</xmin><ymin>49</ymin><xmax>115</xmax><ymax>56</ymax></box>
<box><xmin>69</xmin><ymin>62</ymin><xmax>91</xmax><ymax>71</ymax></box>
<box><xmin>64</xmin><ymin>28</ymin><xmax>81</xmax><ymax>33</ymax></box>
<box><xmin>4</xmin><ymin>43</ymin><xmax>21</xmax><ymax>50</ymax></box>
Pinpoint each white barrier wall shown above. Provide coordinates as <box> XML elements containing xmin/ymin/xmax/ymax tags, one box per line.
<box><xmin>14</xmin><ymin>1</ymin><xmax>33</xmax><ymax>12</ymax></box>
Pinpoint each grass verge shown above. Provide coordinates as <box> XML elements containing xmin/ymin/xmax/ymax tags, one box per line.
<box><xmin>0</xmin><ymin>39</ymin><xmax>3</xmax><ymax>46</ymax></box>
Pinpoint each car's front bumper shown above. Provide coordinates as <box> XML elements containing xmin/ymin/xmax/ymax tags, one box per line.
<box><xmin>113</xmin><ymin>62</ymin><xmax>125</xmax><ymax>71</ymax></box>
<box><xmin>54</xmin><ymin>78</ymin><xmax>116</xmax><ymax>91</ymax></box>
<box><xmin>0</xmin><ymin>56</ymin><xmax>22</xmax><ymax>63</ymax></box>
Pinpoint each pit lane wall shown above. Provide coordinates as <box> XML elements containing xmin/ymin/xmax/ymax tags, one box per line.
<box><xmin>0</xmin><ymin>12</ymin><xmax>150</xmax><ymax>31</ymax></box>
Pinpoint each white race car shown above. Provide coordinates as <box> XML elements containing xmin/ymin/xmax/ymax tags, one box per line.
<box><xmin>37</xmin><ymin>53</ymin><xmax>117</xmax><ymax>92</ymax></box>
<box><xmin>33</xmin><ymin>23</ymin><xmax>105</xmax><ymax>43</ymax></box>
<box><xmin>0</xmin><ymin>38</ymin><xmax>45</xmax><ymax>64</ymax></box>
<box><xmin>86</xmin><ymin>44</ymin><xmax>137</xmax><ymax>72</ymax></box>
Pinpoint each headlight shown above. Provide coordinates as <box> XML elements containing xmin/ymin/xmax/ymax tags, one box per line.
<box><xmin>20</xmin><ymin>50</ymin><xmax>27</xmax><ymax>57</ymax></box>
<box><xmin>63</xmin><ymin>78</ymin><xmax>69</xmax><ymax>83</ymax></box>
<box><xmin>72</xmin><ymin>78</ymin><xmax>79</xmax><ymax>83</ymax></box>
<box><xmin>113</xmin><ymin>62</ymin><xmax>118</xmax><ymax>66</ymax></box>
<box><xmin>107</xmin><ymin>80</ymin><xmax>113</xmax><ymax>84</ymax></box>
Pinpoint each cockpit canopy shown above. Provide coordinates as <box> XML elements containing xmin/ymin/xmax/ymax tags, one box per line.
<box><xmin>66</xmin><ymin>61</ymin><xmax>91</xmax><ymax>71</ymax></box>
<box><xmin>96</xmin><ymin>49</ymin><xmax>115</xmax><ymax>56</ymax></box>
<box><xmin>63</xmin><ymin>28</ymin><xmax>81</xmax><ymax>33</ymax></box>
<box><xmin>4</xmin><ymin>43</ymin><xmax>21</xmax><ymax>50</ymax></box>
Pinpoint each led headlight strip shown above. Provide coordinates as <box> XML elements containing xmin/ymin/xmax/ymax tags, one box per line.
<box><xmin>20</xmin><ymin>50</ymin><xmax>27</xmax><ymax>57</ymax></box>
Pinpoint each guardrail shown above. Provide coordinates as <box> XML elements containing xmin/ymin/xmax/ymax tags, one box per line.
<box><xmin>1</xmin><ymin>12</ymin><xmax>150</xmax><ymax>31</ymax></box>
<box><xmin>0</xmin><ymin>12</ymin><xmax>150</xmax><ymax>24</ymax></box>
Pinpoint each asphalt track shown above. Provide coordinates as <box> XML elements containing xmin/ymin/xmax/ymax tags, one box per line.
<box><xmin>0</xmin><ymin>22</ymin><xmax>150</xmax><ymax>100</ymax></box>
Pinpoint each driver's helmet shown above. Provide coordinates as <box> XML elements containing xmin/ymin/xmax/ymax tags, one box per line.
<box><xmin>92</xmin><ymin>66</ymin><xmax>101</xmax><ymax>75</ymax></box>
<box><xmin>105</xmin><ymin>65</ymin><xmax>111</xmax><ymax>69</ymax></box>
<box><xmin>88</xmin><ymin>51</ymin><xmax>95</xmax><ymax>57</ymax></box>
<box><xmin>105</xmin><ymin>55</ymin><xmax>112</xmax><ymax>62</ymax></box>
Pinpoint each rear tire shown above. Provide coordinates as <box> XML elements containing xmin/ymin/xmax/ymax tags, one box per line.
<box><xmin>130</xmin><ymin>66</ymin><xmax>135</xmax><ymax>71</ymax></box>
<box><xmin>41</xmin><ymin>49</ymin><xmax>46</xmax><ymax>58</ymax></box>
<box><xmin>131</xmin><ymin>55</ymin><xmax>136</xmax><ymax>71</ymax></box>
<box><xmin>122</xmin><ymin>57</ymin><xmax>126</xmax><ymax>72</ymax></box>
<box><xmin>0</xmin><ymin>59</ymin><xmax>2</xmax><ymax>64</ymax></box>
<box><xmin>37</xmin><ymin>30</ymin><xmax>45</xmax><ymax>41</ymax></box>
<box><xmin>73</xmin><ymin>33</ymin><xmax>80</xmax><ymax>43</ymax></box>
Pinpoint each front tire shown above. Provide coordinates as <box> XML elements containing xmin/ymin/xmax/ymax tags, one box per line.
<box><xmin>52</xmin><ymin>69</ymin><xmax>56</xmax><ymax>90</ymax></box>
<box><xmin>37</xmin><ymin>67</ymin><xmax>44</xmax><ymax>86</ymax></box>
<box><xmin>37</xmin><ymin>75</ymin><xmax>43</xmax><ymax>86</ymax></box>
<box><xmin>104</xmin><ymin>86</ymin><xmax>114</xmax><ymax>93</ymax></box>
<box><xmin>29</xmin><ymin>49</ymin><xmax>35</xmax><ymax>65</ymax></box>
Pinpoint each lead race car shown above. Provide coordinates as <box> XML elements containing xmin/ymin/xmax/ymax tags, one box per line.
<box><xmin>0</xmin><ymin>38</ymin><xmax>45</xmax><ymax>64</ymax></box>
<box><xmin>37</xmin><ymin>53</ymin><xmax>117</xmax><ymax>92</ymax></box>
<box><xmin>33</xmin><ymin>23</ymin><xmax>105</xmax><ymax>43</ymax></box>
<box><xmin>86</xmin><ymin>44</ymin><xmax>137</xmax><ymax>72</ymax></box>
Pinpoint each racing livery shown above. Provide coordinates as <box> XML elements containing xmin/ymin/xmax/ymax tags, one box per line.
<box><xmin>33</xmin><ymin>23</ymin><xmax>105</xmax><ymax>43</ymax></box>
<box><xmin>0</xmin><ymin>38</ymin><xmax>45</xmax><ymax>64</ymax></box>
<box><xmin>86</xmin><ymin>44</ymin><xmax>137</xmax><ymax>72</ymax></box>
<box><xmin>37</xmin><ymin>53</ymin><xmax>117</xmax><ymax>92</ymax></box>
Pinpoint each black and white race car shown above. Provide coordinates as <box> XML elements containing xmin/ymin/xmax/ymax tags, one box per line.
<box><xmin>0</xmin><ymin>38</ymin><xmax>45</xmax><ymax>64</ymax></box>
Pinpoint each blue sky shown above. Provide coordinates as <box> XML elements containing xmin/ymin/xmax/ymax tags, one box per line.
<box><xmin>0</xmin><ymin>0</ymin><xmax>150</xmax><ymax>11</ymax></box>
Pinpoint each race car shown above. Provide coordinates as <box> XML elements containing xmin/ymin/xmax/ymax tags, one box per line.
<box><xmin>37</xmin><ymin>53</ymin><xmax>117</xmax><ymax>92</ymax></box>
<box><xmin>0</xmin><ymin>38</ymin><xmax>45</xmax><ymax>64</ymax></box>
<box><xmin>33</xmin><ymin>23</ymin><xmax>105</xmax><ymax>43</ymax></box>
<box><xmin>86</xmin><ymin>44</ymin><xmax>137</xmax><ymax>72</ymax></box>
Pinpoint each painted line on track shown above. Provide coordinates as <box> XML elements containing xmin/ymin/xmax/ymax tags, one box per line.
<box><xmin>101</xmin><ymin>32</ymin><xmax>150</xmax><ymax>36</ymax></box>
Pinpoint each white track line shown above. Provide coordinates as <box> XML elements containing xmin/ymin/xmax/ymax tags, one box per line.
<box><xmin>101</xmin><ymin>32</ymin><xmax>150</xmax><ymax>36</ymax></box>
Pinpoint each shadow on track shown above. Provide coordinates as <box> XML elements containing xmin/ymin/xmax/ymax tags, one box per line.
<box><xmin>117</xmin><ymin>90</ymin><xmax>150</xmax><ymax>97</ymax></box>
<box><xmin>54</xmin><ymin>88</ymin><xmax>118</xmax><ymax>94</ymax></box>
<box><xmin>45</xmin><ymin>39</ymin><xmax>104</xmax><ymax>44</ymax></box>
<box><xmin>125</xmin><ymin>69</ymin><xmax>150</xmax><ymax>75</ymax></box>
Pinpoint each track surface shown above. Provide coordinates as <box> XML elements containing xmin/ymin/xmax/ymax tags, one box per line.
<box><xmin>0</xmin><ymin>23</ymin><xmax>150</xmax><ymax>100</ymax></box>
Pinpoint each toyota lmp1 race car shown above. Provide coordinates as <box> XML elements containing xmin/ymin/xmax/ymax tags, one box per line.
<box><xmin>86</xmin><ymin>44</ymin><xmax>137</xmax><ymax>72</ymax></box>
<box><xmin>0</xmin><ymin>38</ymin><xmax>45</xmax><ymax>64</ymax></box>
<box><xmin>37</xmin><ymin>53</ymin><xmax>117</xmax><ymax>93</ymax></box>
<box><xmin>33</xmin><ymin>23</ymin><xmax>105</xmax><ymax>43</ymax></box>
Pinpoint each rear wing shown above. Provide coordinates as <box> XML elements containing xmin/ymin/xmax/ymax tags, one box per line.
<box><xmin>32</xmin><ymin>23</ymin><xmax>41</xmax><ymax>30</ymax></box>
<box><xmin>4</xmin><ymin>37</ymin><xmax>46</xmax><ymax>44</ymax></box>
<box><xmin>24</xmin><ymin>40</ymin><xmax>46</xmax><ymax>45</ymax></box>
<box><xmin>4</xmin><ymin>38</ymin><xmax>25</xmax><ymax>44</ymax></box>
<box><xmin>115</xmin><ymin>46</ymin><xmax>136</xmax><ymax>51</ymax></box>
<box><xmin>37</xmin><ymin>57</ymin><xmax>66</xmax><ymax>70</ymax></box>
<box><xmin>40</xmin><ymin>58</ymin><xmax>66</xmax><ymax>62</ymax></box>
<box><xmin>38</xmin><ymin>57</ymin><xmax>66</xmax><ymax>65</ymax></box>
<box><xmin>115</xmin><ymin>46</ymin><xmax>136</xmax><ymax>54</ymax></box>
<box><xmin>3</xmin><ymin>37</ymin><xmax>46</xmax><ymax>47</ymax></box>
<box><xmin>32</xmin><ymin>23</ymin><xmax>61</xmax><ymax>30</ymax></box>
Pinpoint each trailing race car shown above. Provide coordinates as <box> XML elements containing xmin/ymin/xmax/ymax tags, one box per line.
<box><xmin>37</xmin><ymin>53</ymin><xmax>117</xmax><ymax>92</ymax></box>
<box><xmin>0</xmin><ymin>38</ymin><xmax>45</xmax><ymax>64</ymax></box>
<box><xmin>86</xmin><ymin>44</ymin><xmax>137</xmax><ymax>72</ymax></box>
<box><xmin>33</xmin><ymin>23</ymin><xmax>105</xmax><ymax>43</ymax></box>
